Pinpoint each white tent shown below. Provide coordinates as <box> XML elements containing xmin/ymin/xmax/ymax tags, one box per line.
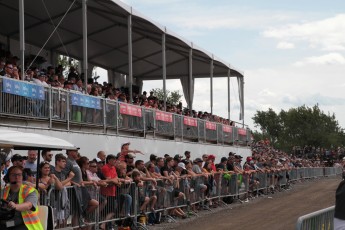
<box><xmin>0</xmin><ymin>0</ymin><xmax>244</xmax><ymax>119</ymax></box>
<box><xmin>0</xmin><ymin>129</ymin><xmax>76</xmax><ymax>150</ymax></box>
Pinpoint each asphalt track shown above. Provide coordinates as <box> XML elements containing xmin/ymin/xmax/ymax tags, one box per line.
<box><xmin>151</xmin><ymin>176</ymin><xmax>340</xmax><ymax>230</ymax></box>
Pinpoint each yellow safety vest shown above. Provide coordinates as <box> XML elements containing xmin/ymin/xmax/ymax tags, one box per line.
<box><xmin>3</xmin><ymin>184</ymin><xmax>43</xmax><ymax>230</ymax></box>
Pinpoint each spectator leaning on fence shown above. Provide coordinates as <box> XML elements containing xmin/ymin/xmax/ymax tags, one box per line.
<box><xmin>100</xmin><ymin>154</ymin><xmax>121</xmax><ymax>229</ymax></box>
<box><xmin>63</xmin><ymin>148</ymin><xmax>99</xmax><ymax>227</ymax></box>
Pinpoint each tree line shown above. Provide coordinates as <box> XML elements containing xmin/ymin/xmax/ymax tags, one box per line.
<box><xmin>252</xmin><ymin>104</ymin><xmax>345</xmax><ymax>153</ymax></box>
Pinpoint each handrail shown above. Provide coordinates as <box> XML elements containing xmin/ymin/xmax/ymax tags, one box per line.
<box><xmin>296</xmin><ymin>206</ymin><xmax>334</xmax><ymax>230</ymax></box>
<box><xmin>0</xmin><ymin>76</ymin><xmax>252</xmax><ymax>146</ymax></box>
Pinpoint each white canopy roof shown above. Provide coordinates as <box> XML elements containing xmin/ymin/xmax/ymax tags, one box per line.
<box><xmin>0</xmin><ymin>129</ymin><xmax>77</xmax><ymax>150</ymax></box>
<box><xmin>0</xmin><ymin>0</ymin><xmax>243</xmax><ymax>79</ymax></box>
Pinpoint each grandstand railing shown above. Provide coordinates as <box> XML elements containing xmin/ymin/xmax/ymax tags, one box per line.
<box><xmin>33</xmin><ymin>167</ymin><xmax>341</xmax><ymax>229</ymax></box>
<box><xmin>0</xmin><ymin>76</ymin><xmax>251</xmax><ymax>145</ymax></box>
<box><xmin>296</xmin><ymin>206</ymin><xmax>334</xmax><ymax>230</ymax></box>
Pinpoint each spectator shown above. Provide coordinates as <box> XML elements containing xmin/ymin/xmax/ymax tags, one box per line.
<box><xmin>63</xmin><ymin>148</ymin><xmax>98</xmax><ymax>226</ymax></box>
<box><xmin>12</xmin><ymin>66</ymin><xmax>20</xmax><ymax>80</ymax></box>
<box><xmin>11</xmin><ymin>154</ymin><xmax>27</xmax><ymax>167</ymax></box>
<box><xmin>125</xmin><ymin>153</ymin><xmax>136</xmax><ymax>176</ymax></box>
<box><xmin>52</xmin><ymin>153</ymin><xmax>74</xmax><ymax>187</ymax></box>
<box><xmin>24</xmin><ymin>150</ymin><xmax>38</xmax><ymax>176</ymax></box>
<box><xmin>22</xmin><ymin>168</ymin><xmax>36</xmax><ymax>187</ymax></box>
<box><xmin>97</xmin><ymin>151</ymin><xmax>107</xmax><ymax>162</ymax></box>
<box><xmin>118</xmin><ymin>142</ymin><xmax>143</xmax><ymax>162</ymax></box>
<box><xmin>41</xmin><ymin>150</ymin><xmax>55</xmax><ymax>172</ymax></box>
<box><xmin>207</xmin><ymin>155</ymin><xmax>217</xmax><ymax>172</ymax></box>
<box><xmin>100</xmin><ymin>154</ymin><xmax>121</xmax><ymax>230</ymax></box>
<box><xmin>184</xmin><ymin>151</ymin><xmax>191</xmax><ymax>161</ymax></box>
<box><xmin>116</xmin><ymin>162</ymin><xmax>133</xmax><ymax>217</ymax></box>
<box><xmin>132</xmin><ymin>170</ymin><xmax>157</xmax><ymax>214</ymax></box>
<box><xmin>38</xmin><ymin>161</ymin><xmax>63</xmax><ymax>196</ymax></box>
<box><xmin>1</xmin><ymin>62</ymin><xmax>13</xmax><ymax>77</ymax></box>
<box><xmin>145</xmin><ymin>154</ymin><xmax>157</xmax><ymax>167</ymax></box>
<box><xmin>33</xmin><ymin>72</ymin><xmax>49</xmax><ymax>87</ymax></box>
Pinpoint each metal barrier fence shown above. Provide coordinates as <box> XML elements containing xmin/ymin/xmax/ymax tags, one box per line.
<box><xmin>0</xmin><ymin>76</ymin><xmax>251</xmax><ymax>145</ymax></box>
<box><xmin>296</xmin><ymin>206</ymin><xmax>334</xmax><ymax>230</ymax></box>
<box><xmin>34</xmin><ymin>167</ymin><xmax>342</xmax><ymax>229</ymax></box>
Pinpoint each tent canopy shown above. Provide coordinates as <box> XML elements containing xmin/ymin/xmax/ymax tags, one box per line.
<box><xmin>0</xmin><ymin>129</ymin><xmax>76</xmax><ymax>150</ymax></box>
<box><xmin>0</xmin><ymin>0</ymin><xmax>243</xmax><ymax>79</ymax></box>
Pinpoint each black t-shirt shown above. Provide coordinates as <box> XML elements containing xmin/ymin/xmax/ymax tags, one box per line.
<box><xmin>335</xmin><ymin>180</ymin><xmax>345</xmax><ymax>220</ymax></box>
<box><xmin>227</xmin><ymin>163</ymin><xmax>234</xmax><ymax>171</ymax></box>
<box><xmin>126</xmin><ymin>165</ymin><xmax>135</xmax><ymax>174</ymax></box>
<box><xmin>160</xmin><ymin>166</ymin><xmax>172</xmax><ymax>176</ymax></box>
<box><xmin>97</xmin><ymin>169</ymin><xmax>106</xmax><ymax>180</ymax></box>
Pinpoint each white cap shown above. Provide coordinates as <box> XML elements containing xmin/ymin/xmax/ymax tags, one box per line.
<box><xmin>177</xmin><ymin>162</ymin><xmax>186</xmax><ymax>170</ymax></box>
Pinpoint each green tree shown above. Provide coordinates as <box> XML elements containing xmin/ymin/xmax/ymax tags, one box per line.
<box><xmin>57</xmin><ymin>55</ymin><xmax>79</xmax><ymax>77</ymax></box>
<box><xmin>252</xmin><ymin>104</ymin><xmax>345</xmax><ymax>152</ymax></box>
<box><xmin>151</xmin><ymin>88</ymin><xmax>182</xmax><ymax>105</ymax></box>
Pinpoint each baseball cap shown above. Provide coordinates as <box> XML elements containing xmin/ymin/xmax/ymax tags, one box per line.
<box><xmin>193</xmin><ymin>158</ymin><xmax>203</xmax><ymax>163</ymax></box>
<box><xmin>121</xmin><ymin>142</ymin><xmax>130</xmax><ymax>148</ymax></box>
<box><xmin>208</xmin><ymin>155</ymin><xmax>216</xmax><ymax>160</ymax></box>
<box><xmin>246</xmin><ymin>156</ymin><xmax>252</xmax><ymax>162</ymax></box>
<box><xmin>126</xmin><ymin>153</ymin><xmax>136</xmax><ymax>159</ymax></box>
<box><xmin>174</xmin><ymin>154</ymin><xmax>183</xmax><ymax>159</ymax></box>
<box><xmin>177</xmin><ymin>162</ymin><xmax>186</xmax><ymax>170</ymax></box>
<box><xmin>94</xmin><ymin>157</ymin><xmax>105</xmax><ymax>163</ymax></box>
<box><xmin>11</xmin><ymin>154</ymin><xmax>28</xmax><ymax>162</ymax></box>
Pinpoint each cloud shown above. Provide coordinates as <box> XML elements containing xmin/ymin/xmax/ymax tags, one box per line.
<box><xmin>294</xmin><ymin>53</ymin><xmax>345</xmax><ymax>66</ymax></box>
<box><xmin>282</xmin><ymin>93</ymin><xmax>345</xmax><ymax>107</ymax></box>
<box><xmin>277</xmin><ymin>41</ymin><xmax>295</xmax><ymax>49</ymax></box>
<box><xmin>263</xmin><ymin>14</ymin><xmax>345</xmax><ymax>51</ymax></box>
<box><xmin>258</xmin><ymin>89</ymin><xmax>276</xmax><ymax>97</ymax></box>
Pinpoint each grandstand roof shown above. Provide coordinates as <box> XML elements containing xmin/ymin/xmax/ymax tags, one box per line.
<box><xmin>0</xmin><ymin>0</ymin><xmax>243</xmax><ymax>79</ymax></box>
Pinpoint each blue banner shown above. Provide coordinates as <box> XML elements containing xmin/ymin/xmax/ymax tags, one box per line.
<box><xmin>71</xmin><ymin>93</ymin><xmax>101</xmax><ymax>110</ymax></box>
<box><xmin>2</xmin><ymin>78</ymin><xmax>45</xmax><ymax>100</ymax></box>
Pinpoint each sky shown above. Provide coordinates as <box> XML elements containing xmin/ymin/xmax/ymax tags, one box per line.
<box><xmin>99</xmin><ymin>0</ymin><xmax>345</xmax><ymax>130</ymax></box>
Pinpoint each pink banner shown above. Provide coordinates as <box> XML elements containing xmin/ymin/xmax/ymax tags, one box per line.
<box><xmin>183</xmin><ymin>117</ymin><xmax>197</xmax><ymax>127</ymax></box>
<box><xmin>238</xmin><ymin>128</ymin><xmax>247</xmax><ymax>136</ymax></box>
<box><xmin>223</xmin><ymin>125</ymin><xmax>232</xmax><ymax>133</ymax></box>
<box><xmin>155</xmin><ymin>111</ymin><xmax>173</xmax><ymax>123</ymax></box>
<box><xmin>206</xmin><ymin>121</ymin><xmax>217</xmax><ymax>130</ymax></box>
<box><xmin>119</xmin><ymin>104</ymin><xmax>142</xmax><ymax>117</ymax></box>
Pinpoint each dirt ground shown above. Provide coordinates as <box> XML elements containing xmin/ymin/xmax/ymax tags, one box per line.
<box><xmin>150</xmin><ymin>176</ymin><xmax>341</xmax><ymax>230</ymax></box>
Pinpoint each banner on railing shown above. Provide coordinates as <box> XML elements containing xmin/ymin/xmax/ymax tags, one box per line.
<box><xmin>238</xmin><ymin>128</ymin><xmax>247</xmax><ymax>135</ymax></box>
<box><xmin>184</xmin><ymin>117</ymin><xmax>197</xmax><ymax>127</ymax></box>
<box><xmin>2</xmin><ymin>78</ymin><xmax>45</xmax><ymax>100</ymax></box>
<box><xmin>119</xmin><ymin>103</ymin><xmax>142</xmax><ymax>117</ymax></box>
<box><xmin>223</xmin><ymin>125</ymin><xmax>232</xmax><ymax>133</ymax></box>
<box><xmin>71</xmin><ymin>93</ymin><xmax>101</xmax><ymax>109</ymax></box>
<box><xmin>156</xmin><ymin>111</ymin><xmax>172</xmax><ymax>123</ymax></box>
<box><xmin>206</xmin><ymin>121</ymin><xmax>217</xmax><ymax>130</ymax></box>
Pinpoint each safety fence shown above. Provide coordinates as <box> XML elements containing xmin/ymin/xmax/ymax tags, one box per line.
<box><xmin>0</xmin><ymin>76</ymin><xmax>250</xmax><ymax>145</ymax></box>
<box><xmin>296</xmin><ymin>206</ymin><xmax>334</xmax><ymax>230</ymax></box>
<box><xmin>36</xmin><ymin>167</ymin><xmax>341</xmax><ymax>229</ymax></box>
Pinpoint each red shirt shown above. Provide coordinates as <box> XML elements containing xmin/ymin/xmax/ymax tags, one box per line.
<box><xmin>101</xmin><ymin>163</ymin><xmax>117</xmax><ymax>196</ymax></box>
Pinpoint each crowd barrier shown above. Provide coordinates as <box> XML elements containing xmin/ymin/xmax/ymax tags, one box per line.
<box><xmin>34</xmin><ymin>167</ymin><xmax>342</xmax><ymax>229</ymax></box>
<box><xmin>296</xmin><ymin>206</ymin><xmax>334</xmax><ymax>230</ymax></box>
<box><xmin>0</xmin><ymin>76</ymin><xmax>250</xmax><ymax>145</ymax></box>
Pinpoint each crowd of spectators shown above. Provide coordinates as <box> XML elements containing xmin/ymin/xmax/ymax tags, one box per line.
<box><xmin>1</xmin><ymin>139</ymin><xmax>342</xmax><ymax>229</ymax></box>
<box><xmin>0</xmin><ymin>52</ymin><xmax>236</xmax><ymax>126</ymax></box>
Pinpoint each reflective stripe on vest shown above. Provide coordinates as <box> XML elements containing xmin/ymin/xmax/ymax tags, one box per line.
<box><xmin>3</xmin><ymin>184</ymin><xmax>43</xmax><ymax>230</ymax></box>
